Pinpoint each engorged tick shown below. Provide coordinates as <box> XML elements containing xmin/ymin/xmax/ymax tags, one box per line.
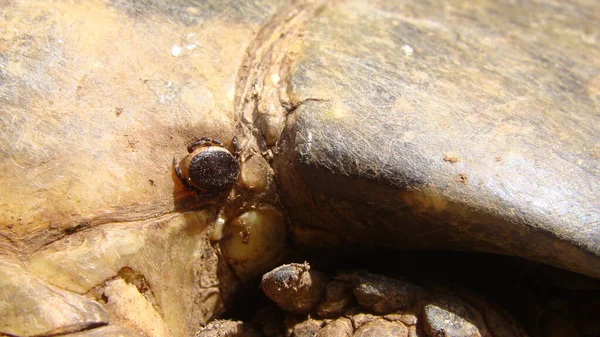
<box><xmin>173</xmin><ymin>137</ymin><xmax>240</xmax><ymax>196</ymax></box>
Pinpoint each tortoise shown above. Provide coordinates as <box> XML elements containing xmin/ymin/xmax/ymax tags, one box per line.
<box><xmin>0</xmin><ymin>0</ymin><xmax>598</xmax><ymax>336</ymax></box>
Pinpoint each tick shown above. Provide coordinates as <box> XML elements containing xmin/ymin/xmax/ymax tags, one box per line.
<box><xmin>173</xmin><ymin>137</ymin><xmax>240</xmax><ymax>196</ymax></box>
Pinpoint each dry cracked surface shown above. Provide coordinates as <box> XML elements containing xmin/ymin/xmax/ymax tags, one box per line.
<box><xmin>1</xmin><ymin>0</ymin><xmax>599</xmax><ymax>337</ymax></box>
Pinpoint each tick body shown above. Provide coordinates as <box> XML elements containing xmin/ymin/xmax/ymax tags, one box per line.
<box><xmin>173</xmin><ymin>137</ymin><xmax>240</xmax><ymax>196</ymax></box>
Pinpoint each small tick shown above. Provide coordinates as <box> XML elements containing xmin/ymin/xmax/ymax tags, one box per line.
<box><xmin>173</xmin><ymin>136</ymin><xmax>240</xmax><ymax>196</ymax></box>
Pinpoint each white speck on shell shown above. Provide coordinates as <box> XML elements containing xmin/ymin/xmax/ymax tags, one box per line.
<box><xmin>171</xmin><ymin>45</ymin><xmax>182</xmax><ymax>57</ymax></box>
<box><xmin>402</xmin><ymin>44</ymin><xmax>414</xmax><ymax>56</ymax></box>
<box><xmin>210</xmin><ymin>216</ymin><xmax>227</xmax><ymax>241</ymax></box>
<box><xmin>271</xmin><ymin>73</ymin><xmax>280</xmax><ymax>85</ymax></box>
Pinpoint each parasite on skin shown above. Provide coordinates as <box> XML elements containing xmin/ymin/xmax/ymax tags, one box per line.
<box><xmin>173</xmin><ymin>137</ymin><xmax>240</xmax><ymax>197</ymax></box>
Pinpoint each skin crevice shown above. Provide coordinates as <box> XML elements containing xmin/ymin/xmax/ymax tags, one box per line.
<box><xmin>232</xmin><ymin>0</ymin><xmax>337</xmax><ymax>156</ymax></box>
<box><xmin>286</xmin><ymin>97</ymin><xmax>331</xmax><ymax>117</ymax></box>
<box><xmin>26</xmin><ymin>209</ymin><xmax>182</xmax><ymax>256</ymax></box>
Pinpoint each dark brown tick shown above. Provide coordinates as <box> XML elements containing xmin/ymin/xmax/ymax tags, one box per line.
<box><xmin>173</xmin><ymin>137</ymin><xmax>240</xmax><ymax>196</ymax></box>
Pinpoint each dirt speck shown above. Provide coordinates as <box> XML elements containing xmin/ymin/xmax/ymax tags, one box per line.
<box><xmin>115</xmin><ymin>107</ymin><xmax>123</xmax><ymax>117</ymax></box>
<box><xmin>495</xmin><ymin>156</ymin><xmax>503</xmax><ymax>162</ymax></box>
<box><xmin>458</xmin><ymin>174</ymin><xmax>468</xmax><ymax>185</ymax></box>
<box><xmin>124</xmin><ymin>134</ymin><xmax>139</xmax><ymax>152</ymax></box>
<box><xmin>148</xmin><ymin>179</ymin><xmax>155</xmax><ymax>187</ymax></box>
<box><xmin>443</xmin><ymin>153</ymin><xmax>460</xmax><ymax>164</ymax></box>
<box><xmin>239</xmin><ymin>230</ymin><xmax>250</xmax><ymax>244</ymax></box>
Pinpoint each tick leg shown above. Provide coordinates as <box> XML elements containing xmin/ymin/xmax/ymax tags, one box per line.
<box><xmin>232</xmin><ymin>135</ymin><xmax>240</xmax><ymax>158</ymax></box>
<box><xmin>187</xmin><ymin>140</ymin><xmax>203</xmax><ymax>153</ymax></box>
<box><xmin>194</xmin><ymin>190</ymin><xmax>220</xmax><ymax>200</ymax></box>
<box><xmin>200</xmin><ymin>137</ymin><xmax>223</xmax><ymax>146</ymax></box>
<box><xmin>187</xmin><ymin>137</ymin><xmax>223</xmax><ymax>153</ymax></box>
<box><xmin>173</xmin><ymin>157</ymin><xmax>189</xmax><ymax>188</ymax></box>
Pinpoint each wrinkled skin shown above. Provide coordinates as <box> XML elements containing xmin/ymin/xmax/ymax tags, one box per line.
<box><xmin>0</xmin><ymin>0</ymin><xmax>599</xmax><ymax>337</ymax></box>
<box><xmin>0</xmin><ymin>0</ymin><xmax>288</xmax><ymax>336</ymax></box>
